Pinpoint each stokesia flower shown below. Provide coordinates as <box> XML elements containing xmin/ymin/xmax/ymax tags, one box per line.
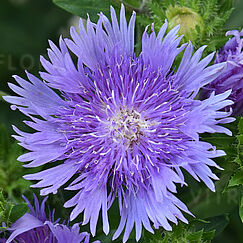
<box><xmin>4</xmin><ymin>4</ymin><xmax>235</xmax><ymax>242</ymax></box>
<box><xmin>201</xmin><ymin>29</ymin><xmax>243</xmax><ymax>116</ymax></box>
<box><xmin>5</xmin><ymin>194</ymin><xmax>96</xmax><ymax>243</ymax></box>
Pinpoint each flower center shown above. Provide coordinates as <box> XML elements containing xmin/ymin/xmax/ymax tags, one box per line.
<box><xmin>108</xmin><ymin>108</ymin><xmax>149</xmax><ymax>148</ymax></box>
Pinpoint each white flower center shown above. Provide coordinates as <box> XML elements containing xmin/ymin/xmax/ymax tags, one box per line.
<box><xmin>108</xmin><ymin>108</ymin><xmax>150</xmax><ymax>147</ymax></box>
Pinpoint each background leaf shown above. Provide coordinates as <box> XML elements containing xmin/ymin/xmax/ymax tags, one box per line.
<box><xmin>193</xmin><ymin>216</ymin><xmax>229</xmax><ymax>237</ymax></box>
<box><xmin>9</xmin><ymin>203</ymin><xmax>29</xmax><ymax>223</ymax></box>
<box><xmin>239</xmin><ymin>195</ymin><xmax>243</xmax><ymax>223</ymax></box>
<box><xmin>0</xmin><ymin>124</ymin><xmax>37</xmax><ymax>202</ymax></box>
<box><xmin>142</xmin><ymin>221</ymin><xmax>215</xmax><ymax>243</ymax></box>
<box><xmin>228</xmin><ymin>169</ymin><xmax>243</xmax><ymax>187</ymax></box>
<box><xmin>53</xmin><ymin>0</ymin><xmax>114</xmax><ymax>21</ymax></box>
<box><xmin>0</xmin><ymin>190</ymin><xmax>28</xmax><ymax>226</ymax></box>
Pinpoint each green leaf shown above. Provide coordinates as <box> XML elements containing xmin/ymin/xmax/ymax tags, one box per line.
<box><xmin>0</xmin><ymin>190</ymin><xmax>13</xmax><ymax>225</ymax></box>
<box><xmin>0</xmin><ymin>123</ymin><xmax>37</xmax><ymax>202</ymax></box>
<box><xmin>9</xmin><ymin>203</ymin><xmax>29</xmax><ymax>223</ymax></box>
<box><xmin>186</xmin><ymin>230</ymin><xmax>204</xmax><ymax>242</ymax></box>
<box><xmin>0</xmin><ymin>190</ymin><xmax>28</xmax><ymax>228</ymax></box>
<box><xmin>0</xmin><ymin>91</ymin><xmax>8</xmax><ymax>102</ymax></box>
<box><xmin>191</xmin><ymin>187</ymin><xmax>241</xmax><ymax>219</ymax></box>
<box><xmin>239</xmin><ymin>195</ymin><xmax>243</xmax><ymax>223</ymax></box>
<box><xmin>142</xmin><ymin>222</ymin><xmax>215</xmax><ymax>243</ymax></box>
<box><xmin>53</xmin><ymin>0</ymin><xmax>147</xmax><ymax>19</ymax></box>
<box><xmin>202</xmin><ymin>231</ymin><xmax>215</xmax><ymax>241</ymax></box>
<box><xmin>53</xmin><ymin>0</ymin><xmax>114</xmax><ymax>21</ymax></box>
<box><xmin>201</xmin><ymin>119</ymin><xmax>239</xmax><ymax>164</ymax></box>
<box><xmin>201</xmin><ymin>135</ymin><xmax>237</xmax><ymax>158</ymax></box>
<box><xmin>228</xmin><ymin>169</ymin><xmax>243</xmax><ymax>187</ymax></box>
<box><xmin>193</xmin><ymin>215</ymin><xmax>229</xmax><ymax>237</ymax></box>
<box><xmin>235</xmin><ymin>118</ymin><xmax>243</xmax><ymax>165</ymax></box>
<box><xmin>238</xmin><ymin>117</ymin><xmax>243</xmax><ymax>134</ymax></box>
<box><xmin>123</xmin><ymin>0</ymin><xmax>141</xmax><ymax>9</ymax></box>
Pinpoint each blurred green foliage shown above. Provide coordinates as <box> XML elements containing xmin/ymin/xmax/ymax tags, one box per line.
<box><xmin>0</xmin><ymin>124</ymin><xmax>31</xmax><ymax>201</ymax></box>
<box><xmin>0</xmin><ymin>0</ymin><xmax>70</xmax><ymax>131</ymax></box>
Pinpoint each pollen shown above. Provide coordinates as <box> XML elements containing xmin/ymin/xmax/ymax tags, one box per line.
<box><xmin>108</xmin><ymin>107</ymin><xmax>150</xmax><ymax>147</ymax></box>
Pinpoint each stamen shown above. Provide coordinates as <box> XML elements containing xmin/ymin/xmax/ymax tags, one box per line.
<box><xmin>107</xmin><ymin>107</ymin><xmax>153</xmax><ymax>148</ymax></box>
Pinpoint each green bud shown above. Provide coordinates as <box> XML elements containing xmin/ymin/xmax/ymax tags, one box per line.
<box><xmin>137</xmin><ymin>0</ymin><xmax>234</xmax><ymax>53</ymax></box>
<box><xmin>166</xmin><ymin>5</ymin><xmax>205</xmax><ymax>42</ymax></box>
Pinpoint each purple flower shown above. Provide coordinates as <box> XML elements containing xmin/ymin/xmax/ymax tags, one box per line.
<box><xmin>6</xmin><ymin>195</ymin><xmax>95</xmax><ymax>243</ymax></box>
<box><xmin>4</xmin><ymin>5</ymin><xmax>234</xmax><ymax>242</ymax></box>
<box><xmin>0</xmin><ymin>223</ymin><xmax>7</xmax><ymax>242</ymax></box>
<box><xmin>201</xmin><ymin>29</ymin><xmax>243</xmax><ymax>115</ymax></box>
